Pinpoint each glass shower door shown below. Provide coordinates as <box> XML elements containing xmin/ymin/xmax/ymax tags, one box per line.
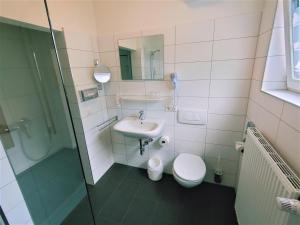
<box><xmin>0</xmin><ymin>20</ymin><xmax>94</xmax><ymax>225</ymax></box>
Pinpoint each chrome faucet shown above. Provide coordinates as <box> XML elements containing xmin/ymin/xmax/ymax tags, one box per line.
<box><xmin>138</xmin><ymin>110</ymin><xmax>145</xmax><ymax>120</ymax></box>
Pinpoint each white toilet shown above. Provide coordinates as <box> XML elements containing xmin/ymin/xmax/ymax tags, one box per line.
<box><xmin>172</xmin><ymin>153</ymin><xmax>206</xmax><ymax>188</ymax></box>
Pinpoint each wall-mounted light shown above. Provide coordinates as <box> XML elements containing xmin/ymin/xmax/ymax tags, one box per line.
<box><xmin>93</xmin><ymin>59</ymin><xmax>111</xmax><ymax>83</ymax></box>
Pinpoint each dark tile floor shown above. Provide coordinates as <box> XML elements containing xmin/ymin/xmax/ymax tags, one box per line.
<box><xmin>86</xmin><ymin>163</ymin><xmax>238</xmax><ymax>225</ymax></box>
<box><xmin>62</xmin><ymin>196</ymin><xmax>94</xmax><ymax>225</ymax></box>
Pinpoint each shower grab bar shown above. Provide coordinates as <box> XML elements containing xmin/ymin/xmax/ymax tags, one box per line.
<box><xmin>96</xmin><ymin>116</ymin><xmax>118</xmax><ymax>131</ymax></box>
<box><xmin>32</xmin><ymin>51</ymin><xmax>56</xmax><ymax>136</ymax></box>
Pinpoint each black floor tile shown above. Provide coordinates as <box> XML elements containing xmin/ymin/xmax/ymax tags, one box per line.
<box><xmin>95</xmin><ymin>216</ymin><xmax>119</xmax><ymax>225</ymax></box>
<box><xmin>88</xmin><ymin>178</ymin><xmax>119</xmax><ymax>214</ymax></box>
<box><xmin>88</xmin><ymin>164</ymin><xmax>131</xmax><ymax>214</ymax></box>
<box><xmin>134</xmin><ymin>178</ymin><xmax>162</xmax><ymax>201</ymax></box>
<box><xmin>150</xmin><ymin>201</ymin><xmax>185</xmax><ymax>225</ymax></box>
<box><xmin>125</xmin><ymin>166</ymin><xmax>150</xmax><ymax>183</ymax></box>
<box><xmin>157</xmin><ymin>176</ymin><xmax>186</xmax><ymax>204</ymax></box>
<box><xmin>70</xmin><ymin>163</ymin><xmax>238</xmax><ymax>225</ymax></box>
<box><xmin>96</xmin><ymin>178</ymin><xmax>140</xmax><ymax>223</ymax></box>
<box><xmin>62</xmin><ymin>196</ymin><xmax>94</xmax><ymax>225</ymax></box>
<box><xmin>121</xmin><ymin>197</ymin><xmax>157</xmax><ymax>225</ymax></box>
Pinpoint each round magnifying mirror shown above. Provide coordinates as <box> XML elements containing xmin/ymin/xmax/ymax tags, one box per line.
<box><xmin>93</xmin><ymin>63</ymin><xmax>111</xmax><ymax>83</ymax></box>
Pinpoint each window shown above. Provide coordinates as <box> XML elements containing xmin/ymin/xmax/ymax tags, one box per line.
<box><xmin>285</xmin><ymin>0</ymin><xmax>300</xmax><ymax>92</ymax></box>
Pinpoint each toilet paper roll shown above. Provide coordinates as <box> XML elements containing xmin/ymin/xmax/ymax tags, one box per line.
<box><xmin>159</xmin><ymin>136</ymin><xmax>170</xmax><ymax>146</ymax></box>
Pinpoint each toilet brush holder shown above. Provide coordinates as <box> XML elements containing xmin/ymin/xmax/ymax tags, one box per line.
<box><xmin>214</xmin><ymin>152</ymin><xmax>223</xmax><ymax>183</ymax></box>
<box><xmin>214</xmin><ymin>168</ymin><xmax>223</xmax><ymax>183</ymax></box>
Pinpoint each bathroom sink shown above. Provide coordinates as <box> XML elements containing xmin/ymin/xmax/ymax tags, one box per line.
<box><xmin>113</xmin><ymin>116</ymin><xmax>165</xmax><ymax>138</ymax></box>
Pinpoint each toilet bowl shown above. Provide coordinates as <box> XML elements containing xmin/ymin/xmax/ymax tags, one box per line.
<box><xmin>172</xmin><ymin>153</ymin><xmax>206</xmax><ymax>188</ymax></box>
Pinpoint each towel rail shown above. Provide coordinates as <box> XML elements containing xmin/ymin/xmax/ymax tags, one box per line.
<box><xmin>96</xmin><ymin>116</ymin><xmax>118</xmax><ymax>131</ymax></box>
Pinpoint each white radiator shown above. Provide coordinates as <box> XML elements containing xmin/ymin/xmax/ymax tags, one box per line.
<box><xmin>235</xmin><ymin>127</ymin><xmax>300</xmax><ymax>225</ymax></box>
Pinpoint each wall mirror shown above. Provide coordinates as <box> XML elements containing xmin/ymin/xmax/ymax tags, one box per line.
<box><xmin>118</xmin><ymin>34</ymin><xmax>164</xmax><ymax>80</ymax></box>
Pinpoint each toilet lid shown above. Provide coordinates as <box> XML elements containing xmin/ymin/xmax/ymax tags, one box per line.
<box><xmin>173</xmin><ymin>153</ymin><xmax>206</xmax><ymax>181</ymax></box>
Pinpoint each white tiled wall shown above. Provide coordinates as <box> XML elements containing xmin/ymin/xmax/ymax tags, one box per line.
<box><xmin>57</xmin><ymin>29</ymin><xmax>114</xmax><ymax>185</ymax></box>
<box><xmin>0</xmin><ymin>141</ymin><xmax>33</xmax><ymax>225</ymax></box>
<box><xmin>247</xmin><ymin>0</ymin><xmax>300</xmax><ymax>176</ymax></box>
<box><xmin>99</xmin><ymin>12</ymin><xmax>261</xmax><ymax>187</ymax></box>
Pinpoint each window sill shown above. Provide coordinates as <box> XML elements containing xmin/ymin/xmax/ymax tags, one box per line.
<box><xmin>262</xmin><ymin>89</ymin><xmax>300</xmax><ymax>108</ymax></box>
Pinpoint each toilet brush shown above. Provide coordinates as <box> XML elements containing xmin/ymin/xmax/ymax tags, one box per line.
<box><xmin>214</xmin><ymin>152</ymin><xmax>223</xmax><ymax>184</ymax></box>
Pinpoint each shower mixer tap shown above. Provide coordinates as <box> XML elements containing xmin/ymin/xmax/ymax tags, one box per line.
<box><xmin>7</xmin><ymin>118</ymin><xmax>32</xmax><ymax>138</ymax></box>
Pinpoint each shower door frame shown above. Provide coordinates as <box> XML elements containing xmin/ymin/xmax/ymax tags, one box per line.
<box><xmin>0</xmin><ymin>207</ymin><xmax>9</xmax><ymax>225</ymax></box>
<box><xmin>41</xmin><ymin>0</ymin><xmax>97</xmax><ymax>224</ymax></box>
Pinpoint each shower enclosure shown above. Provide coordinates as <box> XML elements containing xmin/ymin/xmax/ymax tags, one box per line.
<box><xmin>0</xmin><ymin>8</ymin><xmax>95</xmax><ymax>225</ymax></box>
<box><xmin>149</xmin><ymin>49</ymin><xmax>161</xmax><ymax>79</ymax></box>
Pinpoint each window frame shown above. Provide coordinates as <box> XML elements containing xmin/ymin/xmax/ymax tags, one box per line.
<box><xmin>284</xmin><ymin>0</ymin><xmax>300</xmax><ymax>93</ymax></box>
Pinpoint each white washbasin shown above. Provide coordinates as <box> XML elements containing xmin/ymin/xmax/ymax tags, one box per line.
<box><xmin>113</xmin><ymin>116</ymin><xmax>165</xmax><ymax>138</ymax></box>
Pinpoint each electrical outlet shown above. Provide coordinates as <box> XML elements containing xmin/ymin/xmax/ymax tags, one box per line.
<box><xmin>165</xmin><ymin>105</ymin><xmax>177</xmax><ymax>112</ymax></box>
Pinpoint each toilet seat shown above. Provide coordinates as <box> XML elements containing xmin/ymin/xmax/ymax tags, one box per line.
<box><xmin>173</xmin><ymin>153</ymin><xmax>206</xmax><ymax>182</ymax></box>
<box><xmin>173</xmin><ymin>169</ymin><xmax>202</xmax><ymax>183</ymax></box>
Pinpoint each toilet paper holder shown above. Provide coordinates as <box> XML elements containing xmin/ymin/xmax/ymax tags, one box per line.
<box><xmin>159</xmin><ymin>136</ymin><xmax>170</xmax><ymax>146</ymax></box>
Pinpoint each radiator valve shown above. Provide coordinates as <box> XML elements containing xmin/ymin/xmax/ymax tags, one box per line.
<box><xmin>276</xmin><ymin>197</ymin><xmax>300</xmax><ymax>215</ymax></box>
<box><xmin>235</xmin><ymin>141</ymin><xmax>245</xmax><ymax>153</ymax></box>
